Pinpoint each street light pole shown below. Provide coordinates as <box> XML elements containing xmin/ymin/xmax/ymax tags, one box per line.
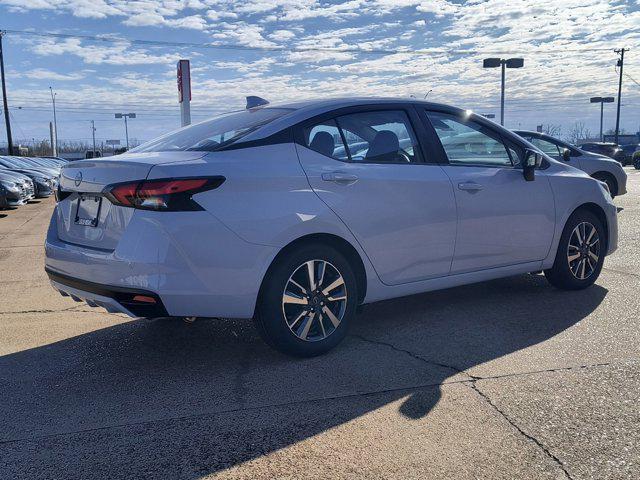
<box><xmin>114</xmin><ymin>113</ymin><xmax>136</xmax><ymax>150</ymax></box>
<box><xmin>0</xmin><ymin>31</ymin><xmax>14</xmax><ymax>155</ymax></box>
<box><xmin>590</xmin><ymin>96</ymin><xmax>615</xmax><ymax>142</ymax></box>
<box><xmin>500</xmin><ymin>61</ymin><xmax>505</xmax><ymax>126</ymax></box>
<box><xmin>91</xmin><ymin>120</ymin><xmax>96</xmax><ymax>154</ymax></box>
<box><xmin>49</xmin><ymin>87</ymin><xmax>58</xmax><ymax>155</ymax></box>
<box><xmin>614</xmin><ymin>48</ymin><xmax>626</xmax><ymax>145</ymax></box>
<box><xmin>482</xmin><ymin>57</ymin><xmax>524</xmax><ymax>126</ymax></box>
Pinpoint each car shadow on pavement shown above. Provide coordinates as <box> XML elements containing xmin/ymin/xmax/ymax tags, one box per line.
<box><xmin>0</xmin><ymin>274</ymin><xmax>607</xmax><ymax>478</ymax></box>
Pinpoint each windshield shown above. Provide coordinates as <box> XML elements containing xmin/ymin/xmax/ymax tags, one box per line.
<box><xmin>130</xmin><ymin>108</ymin><xmax>293</xmax><ymax>153</ymax></box>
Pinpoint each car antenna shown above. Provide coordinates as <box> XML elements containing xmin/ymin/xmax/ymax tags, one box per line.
<box><xmin>246</xmin><ymin>96</ymin><xmax>269</xmax><ymax>110</ymax></box>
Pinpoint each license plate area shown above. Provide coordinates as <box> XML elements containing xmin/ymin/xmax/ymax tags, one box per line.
<box><xmin>74</xmin><ymin>194</ymin><xmax>102</xmax><ymax>227</ymax></box>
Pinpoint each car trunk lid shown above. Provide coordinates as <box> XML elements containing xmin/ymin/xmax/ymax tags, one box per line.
<box><xmin>55</xmin><ymin>151</ymin><xmax>206</xmax><ymax>251</ymax></box>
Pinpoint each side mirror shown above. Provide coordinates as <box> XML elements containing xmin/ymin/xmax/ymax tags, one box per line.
<box><xmin>562</xmin><ymin>148</ymin><xmax>571</xmax><ymax>161</ymax></box>
<box><xmin>523</xmin><ymin>149</ymin><xmax>542</xmax><ymax>181</ymax></box>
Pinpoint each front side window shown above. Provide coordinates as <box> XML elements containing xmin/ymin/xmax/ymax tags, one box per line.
<box><xmin>426</xmin><ymin>111</ymin><xmax>514</xmax><ymax>167</ymax></box>
<box><xmin>131</xmin><ymin>108</ymin><xmax>293</xmax><ymax>153</ymax></box>
<box><xmin>304</xmin><ymin>110</ymin><xmax>423</xmax><ymax>164</ymax></box>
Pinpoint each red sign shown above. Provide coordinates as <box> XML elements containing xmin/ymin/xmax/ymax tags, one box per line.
<box><xmin>177</xmin><ymin>59</ymin><xmax>191</xmax><ymax>103</ymax></box>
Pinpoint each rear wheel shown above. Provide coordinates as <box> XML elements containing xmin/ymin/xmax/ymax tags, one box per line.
<box><xmin>544</xmin><ymin>210</ymin><xmax>605</xmax><ymax>290</ymax></box>
<box><xmin>255</xmin><ymin>244</ymin><xmax>357</xmax><ymax>357</ymax></box>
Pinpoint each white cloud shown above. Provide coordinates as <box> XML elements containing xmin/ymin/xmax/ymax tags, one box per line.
<box><xmin>22</xmin><ymin>68</ymin><xmax>86</xmax><ymax>81</ymax></box>
<box><xmin>269</xmin><ymin>29</ymin><xmax>297</xmax><ymax>41</ymax></box>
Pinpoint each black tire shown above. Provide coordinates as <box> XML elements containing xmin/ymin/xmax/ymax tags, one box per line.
<box><xmin>255</xmin><ymin>243</ymin><xmax>358</xmax><ymax>357</ymax></box>
<box><xmin>544</xmin><ymin>209</ymin><xmax>606</xmax><ymax>290</ymax></box>
<box><xmin>592</xmin><ymin>173</ymin><xmax>617</xmax><ymax>198</ymax></box>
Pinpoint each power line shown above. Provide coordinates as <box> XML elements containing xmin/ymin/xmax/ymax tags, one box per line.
<box><xmin>2</xmin><ymin>29</ymin><xmax>624</xmax><ymax>56</ymax></box>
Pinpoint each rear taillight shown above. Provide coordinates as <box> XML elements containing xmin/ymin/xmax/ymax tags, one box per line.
<box><xmin>104</xmin><ymin>176</ymin><xmax>225</xmax><ymax>211</ymax></box>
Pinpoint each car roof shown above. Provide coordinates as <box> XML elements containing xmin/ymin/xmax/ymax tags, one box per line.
<box><xmin>239</xmin><ymin>97</ymin><xmax>466</xmax><ymax>142</ymax></box>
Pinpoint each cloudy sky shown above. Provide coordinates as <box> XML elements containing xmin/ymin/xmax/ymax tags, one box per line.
<box><xmin>0</xmin><ymin>0</ymin><xmax>638</xmax><ymax>147</ymax></box>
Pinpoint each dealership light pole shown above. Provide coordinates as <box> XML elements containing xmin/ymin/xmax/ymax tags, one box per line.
<box><xmin>49</xmin><ymin>86</ymin><xmax>58</xmax><ymax>155</ymax></box>
<box><xmin>115</xmin><ymin>113</ymin><xmax>136</xmax><ymax>150</ymax></box>
<box><xmin>590</xmin><ymin>96</ymin><xmax>615</xmax><ymax>142</ymax></box>
<box><xmin>482</xmin><ymin>57</ymin><xmax>524</xmax><ymax>126</ymax></box>
<box><xmin>614</xmin><ymin>48</ymin><xmax>626</xmax><ymax>145</ymax></box>
<box><xmin>0</xmin><ymin>31</ymin><xmax>14</xmax><ymax>155</ymax></box>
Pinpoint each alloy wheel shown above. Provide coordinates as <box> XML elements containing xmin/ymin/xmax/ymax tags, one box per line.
<box><xmin>567</xmin><ymin>221</ymin><xmax>600</xmax><ymax>280</ymax></box>
<box><xmin>282</xmin><ymin>259</ymin><xmax>347</xmax><ymax>342</ymax></box>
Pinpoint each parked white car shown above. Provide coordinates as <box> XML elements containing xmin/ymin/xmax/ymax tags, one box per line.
<box><xmin>513</xmin><ymin>130</ymin><xmax>627</xmax><ymax>198</ymax></box>
<box><xmin>46</xmin><ymin>98</ymin><xmax>618</xmax><ymax>356</ymax></box>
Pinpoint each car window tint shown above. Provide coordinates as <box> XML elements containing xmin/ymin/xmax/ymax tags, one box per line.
<box><xmin>529</xmin><ymin>137</ymin><xmax>561</xmax><ymax>159</ymax></box>
<box><xmin>336</xmin><ymin>110</ymin><xmax>422</xmax><ymax>163</ymax></box>
<box><xmin>304</xmin><ymin>120</ymin><xmax>349</xmax><ymax>161</ymax></box>
<box><xmin>426</xmin><ymin>111</ymin><xmax>513</xmax><ymax>167</ymax></box>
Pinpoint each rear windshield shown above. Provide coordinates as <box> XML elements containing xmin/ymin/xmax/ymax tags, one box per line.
<box><xmin>130</xmin><ymin>108</ymin><xmax>293</xmax><ymax>153</ymax></box>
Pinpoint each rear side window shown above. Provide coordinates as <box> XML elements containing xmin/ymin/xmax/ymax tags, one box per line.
<box><xmin>426</xmin><ymin>111</ymin><xmax>514</xmax><ymax>167</ymax></box>
<box><xmin>130</xmin><ymin>108</ymin><xmax>293</xmax><ymax>153</ymax></box>
<box><xmin>304</xmin><ymin>109</ymin><xmax>423</xmax><ymax>164</ymax></box>
<box><xmin>304</xmin><ymin>120</ymin><xmax>349</xmax><ymax>161</ymax></box>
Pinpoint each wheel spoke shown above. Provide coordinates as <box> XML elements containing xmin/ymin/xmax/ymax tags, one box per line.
<box><xmin>298</xmin><ymin>312</ymin><xmax>315</xmax><ymax>340</ymax></box>
<box><xmin>283</xmin><ymin>292</ymin><xmax>308</xmax><ymax>305</ymax></box>
<box><xmin>580</xmin><ymin>258</ymin><xmax>586</xmax><ymax>279</ymax></box>
<box><xmin>589</xmin><ymin>251</ymin><xmax>599</xmax><ymax>262</ymax></box>
<box><xmin>327</xmin><ymin>294</ymin><xmax>347</xmax><ymax>302</ymax></box>
<box><xmin>322</xmin><ymin>305</ymin><xmax>341</xmax><ymax>328</ymax></box>
<box><xmin>322</xmin><ymin>277</ymin><xmax>344</xmax><ymax>296</ymax></box>
<box><xmin>306</xmin><ymin>261</ymin><xmax>316</xmax><ymax>291</ymax></box>
<box><xmin>586</xmin><ymin>225</ymin><xmax>596</xmax><ymax>244</ymax></box>
<box><xmin>567</xmin><ymin>252</ymin><xmax>581</xmax><ymax>262</ymax></box>
<box><xmin>317</xmin><ymin>261</ymin><xmax>326</xmax><ymax>289</ymax></box>
<box><xmin>288</xmin><ymin>310</ymin><xmax>307</xmax><ymax>328</ymax></box>
<box><xmin>317</xmin><ymin>313</ymin><xmax>327</xmax><ymax>338</ymax></box>
<box><xmin>288</xmin><ymin>279</ymin><xmax>307</xmax><ymax>295</ymax></box>
<box><xmin>575</xmin><ymin>226</ymin><xmax>583</xmax><ymax>245</ymax></box>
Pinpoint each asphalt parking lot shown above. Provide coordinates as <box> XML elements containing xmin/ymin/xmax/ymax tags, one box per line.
<box><xmin>1</xmin><ymin>168</ymin><xmax>639</xmax><ymax>479</ymax></box>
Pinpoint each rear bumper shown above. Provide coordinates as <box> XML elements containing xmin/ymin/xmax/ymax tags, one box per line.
<box><xmin>45</xmin><ymin>204</ymin><xmax>277</xmax><ymax>319</ymax></box>
<box><xmin>47</xmin><ymin>267</ymin><xmax>168</xmax><ymax>318</ymax></box>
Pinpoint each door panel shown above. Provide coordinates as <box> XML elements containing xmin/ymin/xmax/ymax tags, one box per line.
<box><xmin>423</xmin><ymin>110</ymin><xmax>556</xmax><ymax>274</ymax></box>
<box><xmin>297</xmin><ymin>147</ymin><xmax>457</xmax><ymax>285</ymax></box>
<box><xmin>441</xmin><ymin>165</ymin><xmax>555</xmax><ymax>273</ymax></box>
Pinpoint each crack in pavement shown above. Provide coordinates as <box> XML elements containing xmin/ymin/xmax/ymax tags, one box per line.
<box><xmin>352</xmin><ymin>333</ymin><xmax>588</xmax><ymax>480</ymax></box>
<box><xmin>350</xmin><ymin>333</ymin><xmax>480</xmax><ymax>380</ymax></box>
<box><xmin>603</xmin><ymin>267</ymin><xmax>640</xmax><ymax>278</ymax></box>
<box><xmin>470</xmin><ymin>382</ymin><xmax>574</xmax><ymax>480</ymax></box>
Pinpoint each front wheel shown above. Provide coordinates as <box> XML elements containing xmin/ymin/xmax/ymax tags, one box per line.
<box><xmin>544</xmin><ymin>210</ymin><xmax>605</xmax><ymax>290</ymax></box>
<box><xmin>255</xmin><ymin>244</ymin><xmax>358</xmax><ymax>357</ymax></box>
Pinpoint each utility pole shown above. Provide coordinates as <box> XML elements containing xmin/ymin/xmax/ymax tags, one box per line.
<box><xmin>614</xmin><ymin>48</ymin><xmax>626</xmax><ymax>145</ymax></box>
<box><xmin>91</xmin><ymin>120</ymin><xmax>96</xmax><ymax>154</ymax></box>
<box><xmin>0</xmin><ymin>31</ymin><xmax>14</xmax><ymax>155</ymax></box>
<box><xmin>49</xmin><ymin>86</ymin><xmax>58</xmax><ymax>155</ymax></box>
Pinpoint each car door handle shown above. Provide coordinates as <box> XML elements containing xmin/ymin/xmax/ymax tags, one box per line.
<box><xmin>458</xmin><ymin>182</ymin><xmax>484</xmax><ymax>191</ymax></box>
<box><xmin>322</xmin><ymin>172</ymin><xmax>359</xmax><ymax>184</ymax></box>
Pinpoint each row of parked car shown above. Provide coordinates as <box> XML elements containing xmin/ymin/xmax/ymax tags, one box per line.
<box><xmin>0</xmin><ymin>156</ymin><xmax>67</xmax><ymax>210</ymax></box>
<box><xmin>576</xmin><ymin>141</ymin><xmax>640</xmax><ymax>167</ymax></box>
